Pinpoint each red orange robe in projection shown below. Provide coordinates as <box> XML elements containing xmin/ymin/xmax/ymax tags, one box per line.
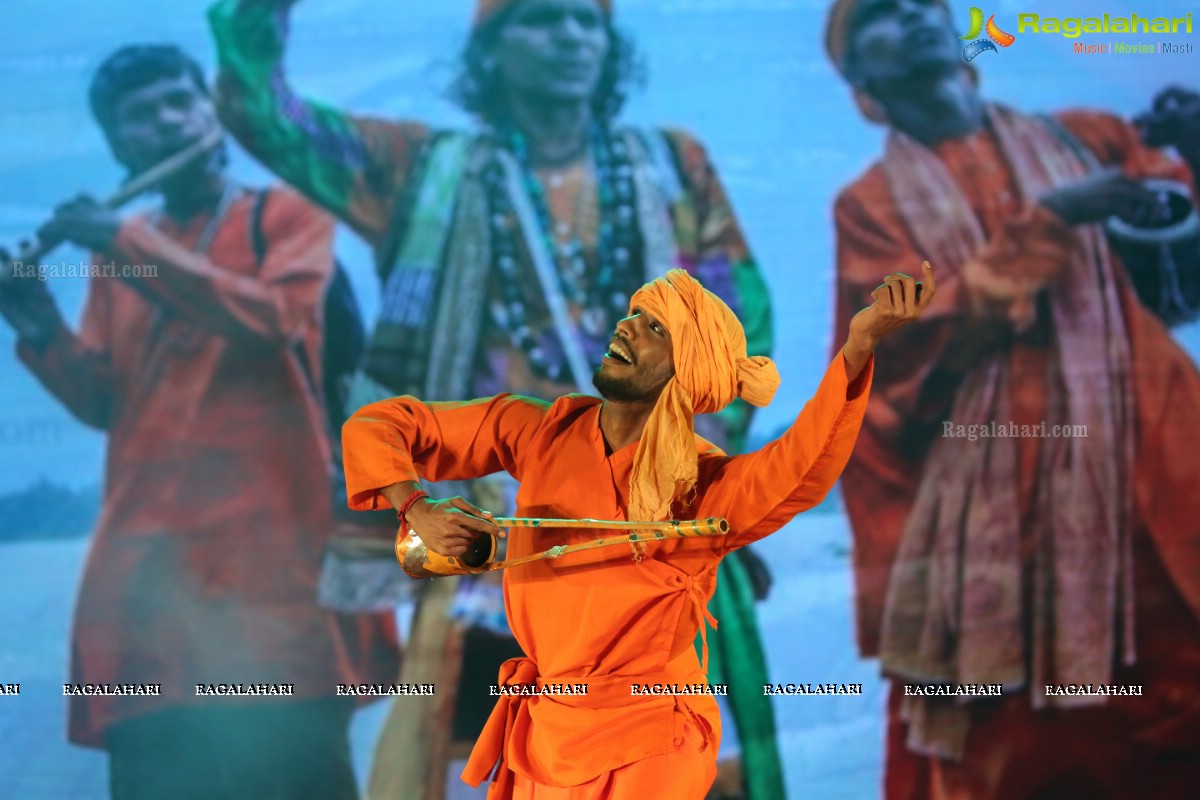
<box><xmin>833</xmin><ymin>109</ymin><xmax>1200</xmax><ymax>799</ymax></box>
<box><xmin>343</xmin><ymin>353</ymin><xmax>873</xmax><ymax>798</ymax></box>
<box><xmin>17</xmin><ymin>188</ymin><xmax>395</xmax><ymax>747</ymax></box>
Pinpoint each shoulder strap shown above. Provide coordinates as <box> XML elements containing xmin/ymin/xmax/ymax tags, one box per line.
<box><xmin>250</xmin><ymin>187</ymin><xmax>270</xmax><ymax>266</ymax></box>
<box><xmin>1037</xmin><ymin>113</ymin><xmax>1102</xmax><ymax>173</ymax></box>
<box><xmin>373</xmin><ymin>130</ymin><xmax>469</xmax><ymax>281</ymax></box>
<box><xmin>632</xmin><ymin>127</ymin><xmax>686</xmax><ymax>203</ymax></box>
<box><xmin>248</xmin><ymin>186</ymin><xmax>321</xmax><ymax>404</ymax></box>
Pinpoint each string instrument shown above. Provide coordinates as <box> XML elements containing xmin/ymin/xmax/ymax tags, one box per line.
<box><xmin>334</xmin><ymin>517</ymin><xmax>731</xmax><ymax>579</ymax></box>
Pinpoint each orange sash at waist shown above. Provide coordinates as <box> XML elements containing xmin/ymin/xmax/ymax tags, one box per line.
<box><xmin>462</xmin><ymin>657</ymin><xmax>714</xmax><ymax>796</ymax></box>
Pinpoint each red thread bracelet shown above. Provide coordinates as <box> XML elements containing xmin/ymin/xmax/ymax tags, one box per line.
<box><xmin>396</xmin><ymin>489</ymin><xmax>430</xmax><ymax>528</ymax></box>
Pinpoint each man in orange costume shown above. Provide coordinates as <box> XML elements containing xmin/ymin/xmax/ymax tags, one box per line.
<box><xmin>342</xmin><ymin>264</ymin><xmax>935</xmax><ymax>797</ymax></box>
<box><xmin>825</xmin><ymin>0</ymin><xmax>1200</xmax><ymax>798</ymax></box>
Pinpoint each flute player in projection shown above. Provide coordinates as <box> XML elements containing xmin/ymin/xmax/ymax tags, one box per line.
<box><xmin>0</xmin><ymin>44</ymin><xmax>396</xmax><ymax>800</ymax></box>
<box><xmin>342</xmin><ymin>265</ymin><xmax>936</xmax><ymax>799</ymax></box>
<box><xmin>208</xmin><ymin>1</ymin><xmax>784</xmax><ymax>797</ymax></box>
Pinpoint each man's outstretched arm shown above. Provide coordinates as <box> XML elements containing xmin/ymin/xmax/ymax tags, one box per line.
<box><xmin>208</xmin><ymin>0</ymin><xmax>428</xmax><ymax>246</ymax></box>
<box><xmin>701</xmin><ymin>263</ymin><xmax>937</xmax><ymax>547</ymax></box>
<box><xmin>342</xmin><ymin>393</ymin><xmax>549</xmax><ymax>555</ymax></box>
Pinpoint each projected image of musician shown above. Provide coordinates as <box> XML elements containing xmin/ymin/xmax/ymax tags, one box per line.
<box><xmin>209</xmin><ymin>1</ymin><xmax>782</xmax><ymax>798</ymax></box>
<box><xmin>823</xmin><ymin>0</ymin><xmax>1200</xmax><ymax>797</ymax></box>
<box><xmin>0</xmin><ymin>44</ymin><xmax>397</xmax><ymax>800</ymax></box>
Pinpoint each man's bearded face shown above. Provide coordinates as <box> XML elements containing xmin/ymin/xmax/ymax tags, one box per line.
<box><xmin>592</xmin><ymin>307</ymin><xmax>675</xmax><ymax>403</ymax></box>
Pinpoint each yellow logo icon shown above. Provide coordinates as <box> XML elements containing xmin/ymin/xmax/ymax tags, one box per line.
<box><xmin>962</xmin><ymin>7</ymin><xmax>1016</xmax><ymax>60</ymax></box>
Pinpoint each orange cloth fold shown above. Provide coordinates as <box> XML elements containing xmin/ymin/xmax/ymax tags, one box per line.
<box><xmin>464</xmin><ymin>657</ymin><xmax>538</xmax><ymax>798</ymax></box>
<box><xmin>463</xmin><ymin>657</ymin><xmax>707</xmax><ymax>798</ymax></box>
<box><xmin>509</xmin><ymin>705</ymin><xmax>717</xmax><ymax>799</ymax></box>
<box><xmin>824</xmin><ymin>0</ymin><xmax>858</xmax><ymax>72</ymax></box>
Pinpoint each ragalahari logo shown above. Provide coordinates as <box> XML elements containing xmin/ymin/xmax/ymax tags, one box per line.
<box><xmin>961</xmin><ymin>7</ymin><xmax>1015</xmax><ymax>61</ymax></box>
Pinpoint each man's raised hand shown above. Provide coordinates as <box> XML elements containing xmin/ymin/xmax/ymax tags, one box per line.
<box><xmin>37</xmin><ymin>195</ymin><xmax>121</xmax><ymax>254</ymax></box>
<box><xmin>849</xmin><ymin>261</ymin><xmax>937</xmax><ymax>349</ymax></box>
<box><xmin>840</xmin><ymin>262</ymin><xmax>935</xmax><ymax>382</ymax></box>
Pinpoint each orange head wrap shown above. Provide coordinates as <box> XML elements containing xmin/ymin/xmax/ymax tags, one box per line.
<box><xmin>824</xmin><ymin>0</ymin><xmax>859</xmax><ymax>75</ymax></box>
<box><xmin>475</xmin><ymin>0</ymin><xmax>613</xmax><ymax>27</ymax></box>
<box><xmin>824</xmin><ymin>0</ymin><xmax>970</xmax><ymax>124</ymax></box>
<box><xmin>825</xmin><ymin>0</ymin><xmax>960</xmax><ymax>73</ymax></box>
<box><xmin>624</xmin><ymin>270</ymin><xmax>780</xmax><ymax>534</ymax></box>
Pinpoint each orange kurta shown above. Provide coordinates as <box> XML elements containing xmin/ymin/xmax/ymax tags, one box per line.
<box><xmin>344</xmin><ymin>353</ymin><xmax>873</xmax><ymax>797</ymax></box>
<box><xmin>833</xmin><ymin>109</ymin><xmax>1200</xmax><ymax>798</ymax></box>
<box><xmin>18</xmin><ymin>187</ymin><xmax>395</xmax><ymax>747</ymax></box>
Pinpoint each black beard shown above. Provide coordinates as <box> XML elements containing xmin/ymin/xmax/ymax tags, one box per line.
<box><xmin>592</xmin><ymin>366</ymin><xmax>661</xmax><ymax>404</ymax></box>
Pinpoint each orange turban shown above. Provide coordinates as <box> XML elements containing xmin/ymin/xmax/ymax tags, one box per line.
<box><xmin>824</xmin><ymin>0</ymin><xmax>858</xmax><ymax>74</ymax></box>
<box><xmin>825</xmin><ymin>0</ymin><xmax>968</xmax><ymax>125</ymax></box>
<box><xmin>475</xmin><ymin>0</ymin><xmax>613</xmax><ymax>26</ymax></box>
<box><xmin>825</xmin><ymin>0</ymin><xmax>953</xmax><ymax>74</ymax></box>
<box><xmin>625</xmin><ymin>270</ymin><xmax>780</xmax><ymax>535</ymax></box>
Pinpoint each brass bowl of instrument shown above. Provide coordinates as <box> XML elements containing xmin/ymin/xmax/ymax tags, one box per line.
<box><xmin>395</xmin><ymin>526</ymin><xmax>498</xmax><ymax>579</ymax></box>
